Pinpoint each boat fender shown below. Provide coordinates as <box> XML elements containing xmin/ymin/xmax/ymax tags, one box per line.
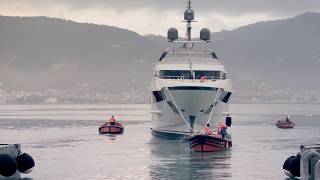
<box><xmin>159</xmin><ymin>52</ymin><xmax>168</xmax><ymax>62</ymax></box>
<box><xmin>283</xmin><ymin>155</ymin><xmax>295</xmax><ymax>171</ymax></box>
<box><xmin>0</xmin><ymin>154</ymin><xmax>17</xmax><ymax>177</ymax></box>
<box><xmin>226</xmin><ymin>116</ymin><xmax>232</xmax><ymax>127</ymax></box>
<box><xmin>288</xmin><ymin>154</ymin><xmax>300</xmax><ymax>177</ymax></box>
<box><xmin>16</xmin><ymin>153</ymin><xmax>35</xmax><ymax>173</ymax></box>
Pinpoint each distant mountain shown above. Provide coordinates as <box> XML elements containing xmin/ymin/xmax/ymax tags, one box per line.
<box><xmin>0</xmin><ymin>16</ymin><xmax>162</xmax><ymax>92</ymax></box>
<box><xmin>213</xmin><ymin>12</ymin><xmax>320</xmax><ymax>90</ymax></box>
<box><xmin>1</xmin><ymin>12</ymin><xmax>320</xmax><ymax>103</ymax></box>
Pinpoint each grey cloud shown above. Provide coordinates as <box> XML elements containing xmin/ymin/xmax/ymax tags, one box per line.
<box><xmin>2</xmin><ymin>0</ymin><xmax>320</xmax><ymax>16</ymax></box>
<box><xmin>1</xmin><ymin>0</ymin><xmax>320</xmax><ymax>35</ymax></box>
<box><xmin>25</xmin><ymin>0</ymin><xmax>320</xmax><ymax>15</ymax></box>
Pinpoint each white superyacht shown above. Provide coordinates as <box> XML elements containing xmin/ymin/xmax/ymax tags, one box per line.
<box><xmin>150</xmin><ymin>1</ymin><xmax>233</xmax><ymax>139</ymax></box>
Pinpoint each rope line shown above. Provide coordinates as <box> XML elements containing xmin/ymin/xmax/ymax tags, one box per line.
<box><xmin>165</xmin><ymin>87</ymin><xmax>194</xmax><ymax>132</ymax></box>
<box><xmin>205</xmin><ymin>88</ymin><xmax>221</xmax><ymax>126</ymax></box>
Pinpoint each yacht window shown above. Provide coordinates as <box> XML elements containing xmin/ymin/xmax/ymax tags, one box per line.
<box><xmin>159</xmin><ymin>70</ymin><xmax>192</xmax><ymax>79</ymax></box>
<box><xmin>194</xmin><ymin>71</ymin><xmax>221</xmax><ymax>79</ymax></box>
<box><xmin>153</xmin><ymin>91</ymin><xmax>165</xmax><ymax>102</ymax></box>
<box><xmin>219</xmin><ymin>91</ymin><xmax>232</xmax><ymax>103</ymax></box>
<box><xmin>158</xmin><ymin>70</ymin><xmax>223</xmax><ymax>80</ymax></box>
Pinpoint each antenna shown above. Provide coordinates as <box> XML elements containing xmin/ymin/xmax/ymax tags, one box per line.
<box><xmin>184</xmin><ymin>0</ymin><xmax>195</xmax><ymax>41</ymax></box>
<box><xmin>166</xmin><ymin>1</ymin><xmax>210</xmax><ymax>44</ymax></box>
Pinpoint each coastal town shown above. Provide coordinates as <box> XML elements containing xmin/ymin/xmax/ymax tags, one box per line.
<box><xmin>1</xmin><ymin>81</ymin><xmax>319</xmax><ymax>104</ymax></box>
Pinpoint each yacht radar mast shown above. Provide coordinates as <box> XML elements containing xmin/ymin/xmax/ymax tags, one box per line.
<box><xmin>184</xmin><ymin>0</ymin><xmax>195</xmax><ymax>41</ymax></box>
<box><xmin>167</xmin><ymin>0</ymin><xmax>211</xmax><ymax>44</ymax></box>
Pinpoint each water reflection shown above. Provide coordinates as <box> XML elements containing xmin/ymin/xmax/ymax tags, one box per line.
<box><xmin>1</xmin><ymin>104</ymin><xmax>320</xmax><ymax>179</ymax></box>
<box><xmin>99</xmin><ymin>133</ymin><xmax>118</xmax><ymax>140</ymax></box>
<box><xmin>149</xmin><ymin>137</ymin><xmax>232</xmax><ymax>179</ymax></box>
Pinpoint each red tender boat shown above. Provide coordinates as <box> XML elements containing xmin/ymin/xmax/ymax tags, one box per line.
<box><xmin>99</xmin><ymin>122</ymin><xmax>124</xmax><ymax>134</ymax></box>
<box><xmin>276</xmin><ymin>115</ymin><xmax>295</xmax><ymax>129</ymax></box>
<box><xmin>276</xmin><ymin>120</ymin><xmax>295</xmax><ymax>129</ymax></box>
<box><xmin>189</xmin><ymin>134</ymin><xmax>232</xmax><ymax>152</ymax></box>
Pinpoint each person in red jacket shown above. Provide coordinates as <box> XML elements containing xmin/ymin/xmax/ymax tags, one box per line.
<box><xmin>108</xmin><ymin>116</ymin><xmax>116</xmax><ymax>125</ymax></box>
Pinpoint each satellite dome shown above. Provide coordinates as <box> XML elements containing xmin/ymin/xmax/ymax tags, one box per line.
<box><xmin>167</xmin><ymin>28</ymin><xmax>178</xmax><ymax>42</ymax></box>
<box><xmin>184</xmin><ymin>9</ymin><xmax>194</xmax><ymax>21</ymax></box>
<box><xmin>200</xmin><ymin>28</ymin><xmax>211</xmax><ymax>42</ymax></box>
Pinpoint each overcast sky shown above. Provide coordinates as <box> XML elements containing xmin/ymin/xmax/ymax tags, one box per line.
<box><xmin>1</xmin><ymin>0</ymin><xmax>320</xmax><ymax>35</ymax></box>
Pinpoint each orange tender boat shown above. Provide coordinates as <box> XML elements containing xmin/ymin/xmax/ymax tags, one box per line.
<box><xmin>99</xmin><ymin>122</ymin><xmax>124</xmax><ymax>134</ymax></box>
<box><xmin>189</xmin><ymin>134</ymin><xmax>232</xmax><ymax>152</ymax></box>
<box><xmin>276</xmin><ymin>120</ymin><xmax>295</xmax><ymax>129</ymax></box>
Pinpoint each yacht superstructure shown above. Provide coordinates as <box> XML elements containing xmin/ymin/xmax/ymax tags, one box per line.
<box><xmin>150</xmin><ymin>1</ymin><xmax>233</xmax><ymax>139</ymax></box>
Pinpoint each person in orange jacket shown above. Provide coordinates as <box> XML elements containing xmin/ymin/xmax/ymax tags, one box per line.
<box><xmin>203</xmin><ymin>123</ymin><xmax>213</xmax><ymax>135</ymax></box>
<box><xmin>108</xmin><ymin>116</ymin><xmax>116</xmax><ymax>125</ymax></box>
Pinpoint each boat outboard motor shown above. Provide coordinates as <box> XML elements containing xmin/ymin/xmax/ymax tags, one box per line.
<box><xmin>226</xmin><ymin>116</ymin><xmax>232</xmax><ymax>127</ymax></box>
<box><xmin>16</xmin><ymin>153</ymin><xmax>35</xmax><ymax>173</ymax></box>
<box><xmin>167</xmin><ymin>28</ymin><xmax>178</xmax><ymax>42</ymax></box>
<box><xmin>200</xmin><ymin>28</ymin><xmax>211</xmax><ymax>42</ymax></box>
<box><xmin>283</xmin><ymin>154</ymin><xmax>300</xmax><ymax>177</ymax></box>
<box><xmin>0</xmin><ymin>154</ymin><xmax>17</xmax><ymax>177</ymax></box>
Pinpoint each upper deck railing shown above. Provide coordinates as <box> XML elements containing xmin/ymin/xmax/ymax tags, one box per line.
<box><xmin>168</xmin><ymin>48</ymin><xmax>216</xmax><ymax>58</ymax></box>
<box><xmin>159</xmin><ymin>46</ymin><xmax>218</xmax><ymax>62</ymax></box>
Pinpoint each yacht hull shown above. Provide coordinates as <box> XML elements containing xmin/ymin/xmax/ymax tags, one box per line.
<box><xmin>151</xmin><ymin>86</ymin><xmax>230</xmax><ymax>138</ymax></box>
<box><xmin>151</xmin><ymin>128</ymin><xmax>191</xmax><ymax>139</ymax></box>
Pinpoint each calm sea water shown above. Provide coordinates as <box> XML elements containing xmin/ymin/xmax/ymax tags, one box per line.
<box><xmin>0</xmin><ymin>104</ymin><xmax>319</xmax><ymax>180</ymax></box>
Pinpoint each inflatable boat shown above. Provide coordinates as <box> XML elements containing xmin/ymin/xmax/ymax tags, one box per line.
<box><xmin>189</xmin><ymin>133</ymin><xmax>232</xmax><ymax>152</ymax></box>
<box><xmin>99</xmin><ymin>122</ymin><xmax>124</xmax><ymax>134</ymax></box>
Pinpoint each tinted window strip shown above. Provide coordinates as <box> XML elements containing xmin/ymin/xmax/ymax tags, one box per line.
<box><xmin>221</xmin><ymin>92</ymin><xmax>232</xmax><ymax>103</ymax></box>
<box><xmin>153</xmin><ymin>91</ymin><xmax>164</xmax><ymax>102</ymax></box>
<box><xmin>168</xmin><ymin>86</ymin><xmax>217</xmax><ymax>91</ymax></box>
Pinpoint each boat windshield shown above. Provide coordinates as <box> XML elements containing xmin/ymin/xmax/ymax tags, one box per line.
<box><xmin>158</xmin><ymin>70</ymin><xmax>223</xmax><ymax>79</ymax></box>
